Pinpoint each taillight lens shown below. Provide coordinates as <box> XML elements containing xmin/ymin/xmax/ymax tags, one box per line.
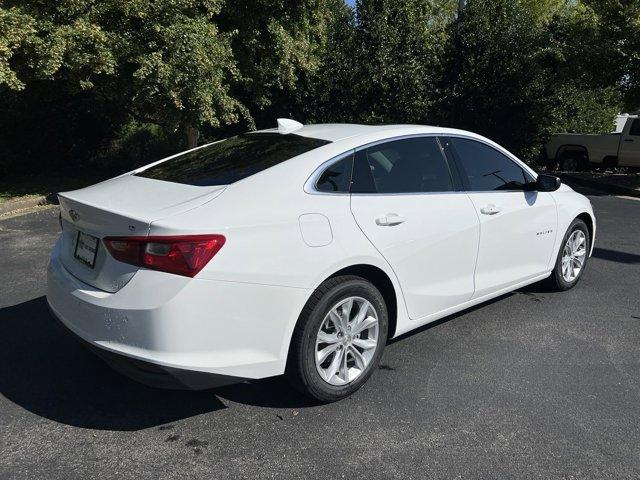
<box><xmin>103</xmin><ymin>235</ymin><xmax>225</xmax><ymax>277</ymax></box>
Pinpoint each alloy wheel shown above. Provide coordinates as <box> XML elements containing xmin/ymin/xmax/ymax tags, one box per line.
<box><xmin>314</xmin><ymin>296</ymin><xmax>379</xmax><ymax>386</ymax></box>
<box><xmin>561</xmin><ymin>230</ymin><xmax>587</xmax><ymax>282</ymax></box>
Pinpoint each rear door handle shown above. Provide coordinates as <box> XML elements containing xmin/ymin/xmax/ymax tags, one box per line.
<box><xmin>480</xmin><ymin>204</ymin><xmax>502</xmax><ymax>215</ymax></box>
<box><xmin>376</xmin><ymin>213</ymin><xmax>407</xmax><ymax>226</ymax></box>
<box><xmin>624</xmin><ymin>139</ymin><xmax>634</xmax><ymax>142</ymax></box>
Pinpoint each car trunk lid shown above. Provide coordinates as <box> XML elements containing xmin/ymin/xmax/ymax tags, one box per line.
<box><xmin>57</xmin><ymin>174</ymin><xmax>226</xmax><ymax>292</ymax></box>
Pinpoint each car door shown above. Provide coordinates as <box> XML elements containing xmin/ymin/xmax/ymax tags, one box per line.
<box><xmin>443</xmin><ymin>136</ymin><xmax>557</xmax><ymax>298</ymax></box>
<box><xmin>350</xmin><ymin>136</ymin><xmax>480</xmax><ymax>320</ymax></box>
<box><xmin>618</xmin><ymin>118</ymin><xmax>640</xmax><ymax>167</ymax></box>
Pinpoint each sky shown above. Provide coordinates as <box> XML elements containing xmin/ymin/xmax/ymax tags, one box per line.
<box><xmin>345</xmin><ymin>0</ymin><xmax>355</xmax><ymax>6</ymax></box>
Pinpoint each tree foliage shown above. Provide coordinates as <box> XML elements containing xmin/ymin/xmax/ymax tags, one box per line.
<box><xmin>219</xmin><ymin>0</ymin><xmax>344</xmax><ymax>127</ymax></box>
<box><xmin>440</xmin><ymin>0</ymin><xmax>558</xmax><ymax>157</ymax></box>
<box><xmin>0</xmin><ymin>0</ymin><xmax>638</xmax><ymax>175</ymax></box>
<box><xmin>1</xmin><ymin>0</ymin><xmax>242</xmax><ymax>140</ymax></box>
<box><xmin>305</xmin><ymin>0</ymin><xmax>457</xmax><ymax>124</ymax></box>
<box><xmin>436</xmin><ymin>0</ymin><xmax>623</xmax><ymax>158</ymax></box>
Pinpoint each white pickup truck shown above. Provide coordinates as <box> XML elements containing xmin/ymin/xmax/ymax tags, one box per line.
<box><xmin>546</xmin><ymin>115</ymin><xmax>640</xmax><ymax>170</ymax></box>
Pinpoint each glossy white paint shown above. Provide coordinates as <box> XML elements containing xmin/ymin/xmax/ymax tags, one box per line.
<box><xmin>466</xmin><ymin>190</ymin><xmax>557</xmax><ymax>297</ymax></box>
<box><xmin>47</xmin><ymin>123</ymin><xmax>596</xmax><ymax>382</ymax></box>
<box><xmin>299</xmin><ymin>213</ymin><xmax>333</xmax><ymax>247</ymax></box>
<box><xmin>350</xmin><ymin>192</ymin><xmax>479</xmax><ymax>319</ymax></box>
<box><xmin>277</xmin><ymin>118</ymin><xmax>304</xmax><ymax>134</ymax></box>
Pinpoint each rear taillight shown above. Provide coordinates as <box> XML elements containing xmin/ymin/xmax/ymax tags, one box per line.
<box><xmin>103</xmin><ymin>235</ymin><xmax>226</xmax><ymax>277</ymax></box>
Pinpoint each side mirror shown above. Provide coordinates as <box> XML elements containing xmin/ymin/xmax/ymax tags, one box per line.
<box><xmin>535</xmin><ymin>174</ymin><xmax>561</xmax><ymax>192</ymax></box>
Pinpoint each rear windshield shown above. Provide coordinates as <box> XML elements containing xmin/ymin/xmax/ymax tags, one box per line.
<box><xmin>136</xmin><ymin>132</ymin><xmax>331</xmax><ymax>186</ymax></box>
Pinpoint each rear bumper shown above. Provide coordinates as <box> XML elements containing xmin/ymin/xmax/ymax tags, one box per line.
<box><xmin>46</xmin><ymin>238</ymin><xmax>311</xmax><ymax>386</ymax></box>
<box><xmin>58</xmin><ymin>318</ymin><xmax>245</xmax><ymax>389</ymax></box>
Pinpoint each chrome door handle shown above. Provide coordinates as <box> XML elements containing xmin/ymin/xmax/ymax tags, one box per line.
<box><xmin>480</xmin><ymin>204</ymin><xmax>502</xmax><ymax>215</ymax></box>
<box><xmin>376</xmin><ymin>214</ymin><xmax>407</xmax><ymax>226</ymax></box>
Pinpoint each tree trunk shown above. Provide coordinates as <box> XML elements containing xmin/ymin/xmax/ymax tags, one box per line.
<box><xmin>185</xmin><ymin>125</ymin><xmax>200</xmax><ymax>149</ymax></box>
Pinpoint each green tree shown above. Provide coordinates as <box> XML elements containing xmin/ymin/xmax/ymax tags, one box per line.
<box><xmin>0</xmin><ymin>6</ymin><xmax>36</xmax><ymax>90</ymax></box>
<box><xmin>219</xmin><ymin>0</ymin><xmax>345</xmax><ymax>128</ymax></box>
<box><xmin>440</xmin><ymin>0</ymin><xmax>621</xmax><ymax>160</ymax></box>
<box><xmin>1</xmin><ymin>0</ymin><xmax>243</xmax><ymax>148</ymax></box>
<box><xmin>440</xmin><ymin>0</ymin><xmax>558</xmax><ymax>157</ymax></box>
<box><xmin>295</xmin><ymin>1</ymin><xmax>357</xmax><ymax>122</ymax></box>
<box><xmin>301</xmin><ymin>0</ymin><xmax>458</xmax><ymax>124</ymax></box>
<box><xmin>582</xmin><ymin>0</ymin><xmax>640</xmax><ymax>112</ymax></box>
<box><xmin>519</xmin><ymin>0</ymin><xmax>570</xmax><ymax>23</ymax></box>
<box><xmin>1</xmin><ymin>0</ymin><xmax>345</xmax><ymax>156</ymax></box>
<box><xmin>353</xmin><ymin>0</ymin><xmax>456</xmax><ymax>123</ymax></box>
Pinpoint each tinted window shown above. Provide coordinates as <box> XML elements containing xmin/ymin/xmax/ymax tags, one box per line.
<box><xmin>352</xmin><ymin>137</ymin><xmax>453</xmax><ymax>194</ymax></box>
<box><xmin>316</xmin><ymin>153</ymin><xmax>353</xmax><ymax>193</ymax></box>
<box><xmin>450</xmin><ymin>137</ymin><xmax>529</xmax><ymax>191</ymax></box>
<box><xmin>629</xmin><ymin>119</ymin><xmax>640</xmax><ymax>136</ymax></box>
<box><xmin>137</xmin><ymin>133</ymin><xmax>330</xmax><ymax>186</ymax></box>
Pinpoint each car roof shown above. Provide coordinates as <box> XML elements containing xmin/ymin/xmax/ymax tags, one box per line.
<box><xmin>254</xmin><ymin>123</ymin><xmax>450</xmax><ymax>142</ymax></box>
<box><xmin>252</xmin><ymin>122</ymin><xmax>537</xmax><ymax>180</ymax></box>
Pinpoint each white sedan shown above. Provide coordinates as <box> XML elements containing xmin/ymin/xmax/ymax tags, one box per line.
<box><xmin>47</xmin><ymin>120</ymin><xmax>595</xmax><ymax>402</ymax></box>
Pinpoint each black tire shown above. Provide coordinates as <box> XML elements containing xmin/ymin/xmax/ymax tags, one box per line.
<box><xmin>558</xmin><ymin>153</ymin><xmax>577</xmax><ymax>172</ymax></box>
<box><xmin>558</xmin><ymin>148</ymin><xmax>590</xmax><ymax>171</ymax></box>
<box><xmin>286</xmin><ymin>275</ymin><xmax>388</xmax><ymax>403</ymax></box>
<box><xmin>547</xmin><ymin>218</ymin><xmax>590</xmax><ymax>291</ymax></box>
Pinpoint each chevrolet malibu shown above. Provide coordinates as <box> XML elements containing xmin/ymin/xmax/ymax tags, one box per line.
<box><xmin>47</xmin><ymin>120</ymin><xmax>595</xmax><ymax>402</ymax></box>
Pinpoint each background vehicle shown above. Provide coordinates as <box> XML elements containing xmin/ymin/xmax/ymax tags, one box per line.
<box><xmin>546</xmin><ymin>115</ymin><xmax>640</xmax><ymax>170</ymax></box>
<box><xmin>47</xmin><ymin>121</ymin><xmax>596</xmax><ymax>402</ymax></box>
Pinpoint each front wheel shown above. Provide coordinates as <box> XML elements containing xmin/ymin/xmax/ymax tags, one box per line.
<box><xmin>286</xmin><ymin>276</ymin><xmax>388</xmax><ymax>402</ymax></box>
<box><xmin>548</xmin><ymin>219</ymin><xmax>590</xmax><ymax>291</ymax></box>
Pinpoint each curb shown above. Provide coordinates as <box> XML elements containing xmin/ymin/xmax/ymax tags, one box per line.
<box><xmin>0</xmin><ymin>193</ymin><xmax>58</xmax><ymax>217</ymax></box>
<box><xmin>559</xmin><ymin>174</ymin><xmax>640</xmax><ymax>198</ymax></box>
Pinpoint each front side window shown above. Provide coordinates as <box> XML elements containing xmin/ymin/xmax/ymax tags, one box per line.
<box><xmin>315</xmin><ymin>153</ymin><xmax>353</xmax><ymax>193</ymax></box>
<box><xmin>351</xmin><ymin>137</ymin><xmax>454</xmax><ymax>194</ymax></box>
<box><xmin>136</xmin><ymin>133</ymin><xmax>331</xmax><ymax>186</ymax></box>
<box><xmin>449</xmin><ymin>137</ymin><xmax>530</xmax><ymax>191</ymax></box>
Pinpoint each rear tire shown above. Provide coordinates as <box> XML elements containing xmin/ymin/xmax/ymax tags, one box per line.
<box><xmin>548</xmin><ymin>219</ymin><xmax>590</xmax><ymax>291</ymax></box>
<box><xmin>558</xmin><ymin>153</ymin><xmax>589</xmax><ymax>171</ymax></box>
<box><xmin>286</xmin><ymin>275</ymin><xmax>388</xmax><ymax>403</ymax></box>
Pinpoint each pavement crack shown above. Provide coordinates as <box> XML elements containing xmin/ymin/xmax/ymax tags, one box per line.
<box><xmin>185</xmin><ymin>438</ymin><xmax>209</xmax><ymax>448</ymax></box>
<box><xmin>378</xmin><ymin>364</ymin><xmax>396</xmax><ymax>371</ymax></box>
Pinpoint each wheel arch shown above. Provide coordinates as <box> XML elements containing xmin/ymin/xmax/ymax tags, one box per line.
<box><xmin>576</xmin><ymin>211</ymin><xmax>595</xmax><ymax>254</ymax></box>
<box><xmin>555</xmin><ymin>144</ymin><xmax>590</xmax><ymax>162</ymax></box>
<box><xmin>289</xmin><ymin>263</ymin><xmax>400</xmax><ymax>352</ymax></box>
<box><xmin>283</xmin><ymin>262</ymin><xmax>401</xmax><ymax>379</ymax></box>
<box><xmin>325</xmin><ymin>264</ymin><xmax>398</xmax><ymax>340</ymax></box>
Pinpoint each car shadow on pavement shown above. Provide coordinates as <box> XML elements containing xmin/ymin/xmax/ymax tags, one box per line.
<box><xmin>592</xmin><ymin>247</ymin><xmax>640</xmax><ymax>264</ymax></box>
<box><xmin>214</xmin><ymin>378</ymin><xmax>321</xmax><ymax>409</ymax></box>
<box><xmin>0</xmin><ymin>296</ymin><xmax>228</xmax><ymax>431</ymax></box>
<box><xmin>0</xmin><ymin>296</ymin><xmax>321</xmax><ymax>430</ymax></box>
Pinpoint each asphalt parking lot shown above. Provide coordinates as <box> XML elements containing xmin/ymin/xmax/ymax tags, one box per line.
<box><xmin>1</xmin><ymin>186</ymin><xmax>639</xmax><ymax>480</ymax></box>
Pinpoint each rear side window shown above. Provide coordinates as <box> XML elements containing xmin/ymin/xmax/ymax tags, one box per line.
<box><xmin>352</xmin><ymin>137</ymin><xmax>454</xmax><ymax>194</ymax></box>
<box><xmin>629</xmin><ymin>119</ymin><xmax>640</xmax><ymax>136</ymax></box>
<box><xmin>136</xmin><ymin>133</ymin><xmax>330</xmax><ymax>186</ymax></box>
<box><xmin>449</xmin><ymin>137</ymin><xmax>530</xmax><ymax>191</ymax></box>
<box><xmin>315</xmin><ymin>153</ymin><xmax>353</xmax><ymax>193</ymax></box>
